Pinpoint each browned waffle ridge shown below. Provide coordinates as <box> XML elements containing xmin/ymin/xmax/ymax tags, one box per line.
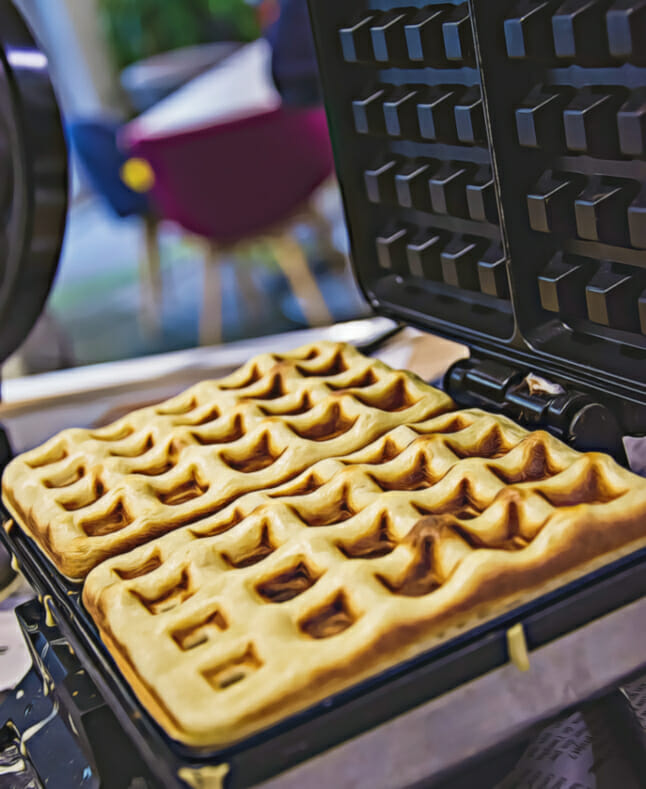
<box><xmin>1</xmin><ymin>342</ymin><xmax>454</xmax><ymax>579</ymax></box>
<box><xmin>83</xmin><ymin>396</ymin><xmax>646</xmax><ymax>748</ymax></box>
<box><xmin>6</xmin><ymin>341</ymin><xmax>646</xmax><ymax>749</ymax></box>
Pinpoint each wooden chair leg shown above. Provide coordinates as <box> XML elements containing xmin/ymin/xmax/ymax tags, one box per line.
<box><xmin>237</xmin><ymin>253</ymin><xmax>267</xmax><ymax>331</ymax></box>
<box><xmin>269</xmin><ymin>233</ymin><xmax>333</xmax><ymax>328</ymax></box>
<box><xmin>200</xmin><ymin>241</ymin><xmax>223</xmax><ymax>346</ymax></box>
<box><xmin>139</xmin><ymin>214</ymin><xmax>162</xmax><ymax>337</ymax></box>
<box><xmin>306</xmin><ymin>205</ymin><xmax>347</xmax><ymax>273</ymax></box>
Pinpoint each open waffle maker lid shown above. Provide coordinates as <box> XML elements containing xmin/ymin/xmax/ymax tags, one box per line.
<box><xmin>0</xmin><ymin>2</ymin><xmax>67</xmax><ymax>365</ymax></box>
<box><xmin>307</xmin><ymin>0</ymin><xmax>646</xmax><ymax>459</ymax></box>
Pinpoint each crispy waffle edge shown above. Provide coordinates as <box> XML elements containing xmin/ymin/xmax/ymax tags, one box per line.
<box><xmin>1</xmin><ymin>341</ymin><xmax>455</xmax><ymax>579</ymax></box>
<box><xmin>82</xmin><ymin>495</ymin><xmax>646</xmax><ymax>748</ymax></box>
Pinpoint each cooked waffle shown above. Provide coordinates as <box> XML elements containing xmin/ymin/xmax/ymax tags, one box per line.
<box><xmin>1</xmin><ymin>342</ymin><xmax>454</xmax><ymax>579</ymax></box>
<box><xmin>83</xmin><ymin>406</ymin><xmax>646</xmax><ymax>748</ymax></box>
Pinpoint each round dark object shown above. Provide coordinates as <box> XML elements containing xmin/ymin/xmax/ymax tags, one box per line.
<box><xmin>0</xmin><ymin>4</ymin><xmax>67</xmax><ymax>364</ymax></box>
<box><xmin>568</xmin><ymin>401</ymin><xmax>625</xmax><ymax>461</ymax></box>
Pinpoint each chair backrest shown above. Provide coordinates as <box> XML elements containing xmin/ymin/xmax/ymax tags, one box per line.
<box><xmin>67</xmin><ymin>119</ymin><xmax>150</xmax><ymax>218</ymax></box>
<box><xmin>125</xmin><ymin>106</ymin><xmax>334</xmax><ymax>243</ymax></box>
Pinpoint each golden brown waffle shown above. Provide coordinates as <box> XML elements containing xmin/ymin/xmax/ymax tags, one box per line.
<box><xmin>1</xmin><ymin>342</ymin><xmax>454</xmax><ymax>579</ymax></box>
<box><xmin>83</xmin><ymin>406</ymin><xmax>646</xmax><ymax>748</ymax></box>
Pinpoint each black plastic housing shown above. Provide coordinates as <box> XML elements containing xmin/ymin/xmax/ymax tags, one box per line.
<box><xmin>308</xmin><ymin>0</ymin><xmax>646</xmax><ymax>438</ymax></box>
<box><xmin>0</xmin><ymin>3</ymin><xmax>67</xmax><ymax>364</ymax></box>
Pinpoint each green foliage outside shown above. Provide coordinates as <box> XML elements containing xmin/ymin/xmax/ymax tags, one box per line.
<box><xmin>98</xmin><ymin>0</ymin><xmax>260</xmax><ymax>70</ymax></box>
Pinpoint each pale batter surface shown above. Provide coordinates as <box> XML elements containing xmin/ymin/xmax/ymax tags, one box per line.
<box><xmin>2</xmin><ymin>342</ymin><xmax>452</xmax><ymax>579</ymax></box>
<box><xmin>5</xmin><ymin>342</ymin><xmax>646</xmax><ymax>749</ymax></box>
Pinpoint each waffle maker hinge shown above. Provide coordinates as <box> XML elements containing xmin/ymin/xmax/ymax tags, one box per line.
<box><xmin>444</xmin><ymin>356</ymin><xmax>626</xmax><ymax>463</ymax></box>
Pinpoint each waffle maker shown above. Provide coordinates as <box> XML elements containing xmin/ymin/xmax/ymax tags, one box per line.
<box><xmin>4</xmin><ymin>1</ymin><xmax>646</xmax><ymax>787</ymax></box>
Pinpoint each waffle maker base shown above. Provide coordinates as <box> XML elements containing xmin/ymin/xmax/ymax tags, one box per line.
<box><xmin>3</xmin><ymin>491</ymin><xmax>646</xmax><ymax>788</ymax></box>
<box><xmin>4</xmin><ymin>0</ymin><xmax>646</xmax><ymax>781</ymax></box>
<box><xmin>0</xmin><ymin>599</ymin><xmax>156</xmax><ymax>789</ymax></box>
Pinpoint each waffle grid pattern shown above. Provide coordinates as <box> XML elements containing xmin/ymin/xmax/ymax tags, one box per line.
<box><xmin>6</xmin><ymin>340</ymin><xmax>646</xmax><ymax>749</ymax></box>
<box><xmin>83</xmin><ymin>404</ymin><xmax>646</xmax><ymax>747</ymax></box>
<box><xmin>2</xmin><ymin>343</ymin><xmax>453</xmax><ymax>579</ymax></box>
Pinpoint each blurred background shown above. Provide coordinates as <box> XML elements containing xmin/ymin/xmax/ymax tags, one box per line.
<box><xmin>6</xmin><ymin>0</ymin><xmax>369</xmax><ymax>378</ymax></box>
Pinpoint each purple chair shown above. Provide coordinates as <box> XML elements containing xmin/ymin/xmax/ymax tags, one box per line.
<box><xmin>123</xmin><ymin>104</ymin><xmax>336</xmax><ymax>344</ymax></box>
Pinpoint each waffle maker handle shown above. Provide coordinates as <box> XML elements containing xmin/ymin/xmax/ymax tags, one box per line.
<box><xmin>0</xmin><ymin>2</ymin><xmax>67</xmax><ymax>376</ymax></box>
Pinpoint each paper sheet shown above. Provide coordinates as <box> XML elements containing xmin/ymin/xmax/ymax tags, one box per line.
<box><xmin>0</xmin><ymin>608</ymin><xmax>31</xmax><ymax>693</ymax></box>
<box><xmin>497</xmin><ymin>706</ymin><xmax>641</xmax><ymax>789</ymax></box>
